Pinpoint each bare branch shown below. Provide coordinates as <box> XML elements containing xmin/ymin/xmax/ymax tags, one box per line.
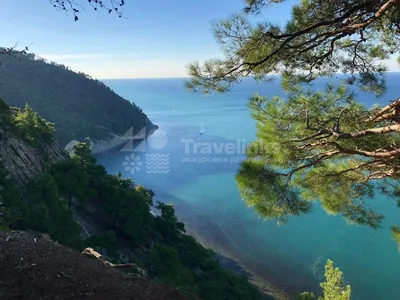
<box><xmin>188</xmin><ymin>0</ymin><xmax>400</xmax><ymax>94</ymax></box>
<box><xmin>48</xmin><ymin>0</ymin><xmax>126</xmax><ymax>21</ymax></box>
<box><xmin>368</xmin><ymin>98</ymin><xmax>400</xmax><ymax>122</ymax></box>
<box><xmin>285</xmin><ymin>149</ymin><xmax>341</xmax><ymax>178</ymax></box>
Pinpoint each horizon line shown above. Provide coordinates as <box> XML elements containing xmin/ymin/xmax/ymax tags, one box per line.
<box><xmin>98</xmin><ymin>70</ymin><xmax>400</xmax><ymax>81</ymax></box>
<box><xmin>99</xmin><ymin>76</ymin><xmax>191</xmax><ymax>80</ymax></box>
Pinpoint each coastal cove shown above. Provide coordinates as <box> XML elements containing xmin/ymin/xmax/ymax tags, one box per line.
<box><xmin>95</xmin><ymin>75</ymin><xmax>400</xmax><ymax>300</ymax></box>
<box><xmin>2</xmin><ymin>2</ymin><xmax>400</xmax><ymax>299</ymax></box>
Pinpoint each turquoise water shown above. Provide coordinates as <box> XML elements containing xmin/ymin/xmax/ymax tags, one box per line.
<box><xmin>98</xmin><ymin>74</ymin><xmax>400</xmax><ymax>299</ymax></box>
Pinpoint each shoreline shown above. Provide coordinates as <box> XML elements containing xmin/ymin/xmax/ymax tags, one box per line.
<box><xmin>91</xmin><ymin>123</ymin><xmax>159</xmax><ymax>155</ymax></box>
<box><xmin>92</xmin><ymin>126</ymin><xmax>292</xmax><ymax>300</ymax></box>
<box><xmin>65</xmin><ymin>122</ymin><xmax>158</xmax><ymax>155</ymax></box>
<box><xmin>183</xmin><ymin>225</ymin><xmax>292</xmax><ymax>300</ymax></box>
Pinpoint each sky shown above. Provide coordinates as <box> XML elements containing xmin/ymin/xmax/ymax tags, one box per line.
<box><xmin>1</xmin><ymin>0</ymin><xmax>399</xmax><ymax>79</ymax></box>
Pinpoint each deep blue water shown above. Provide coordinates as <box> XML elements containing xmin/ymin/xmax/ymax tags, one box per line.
<box><xmin>98</xmin><ymin>74</ymin><xmax>400</xmax><ymax>299</ymax></box>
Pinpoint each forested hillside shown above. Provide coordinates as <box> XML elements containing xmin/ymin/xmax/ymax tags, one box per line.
<box><xmin>0</xmin><ymin>50</ymin><xmax>154</xmax><ymax>146</ymax></box>
<box><xmin>0</xmin><ymin>79</ymin><xmax>352</xmax><ymax>300</ymax></box>
<box><xmin>0</xmin><ymin>99</ymin><xmax>267</xmax><ymax>300</ymax></box>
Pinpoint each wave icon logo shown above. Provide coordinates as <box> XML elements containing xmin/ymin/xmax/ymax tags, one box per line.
<box><xmin>145</xmin><ymin>154</ymin><xmax>170</xmax><ymax>174</ymax></box>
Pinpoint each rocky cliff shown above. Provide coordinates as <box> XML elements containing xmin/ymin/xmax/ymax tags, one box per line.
<box><xmin>0</xmin><ymin>129</ymin><xmax>68</xmax><ymax>186</ymax></box>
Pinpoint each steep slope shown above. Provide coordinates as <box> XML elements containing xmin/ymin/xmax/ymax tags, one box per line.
<box><xmin>0</xmin><ymin>99</ymin><xmax>68</xmax><ymax>186</ymax></box>
<box><xmin>0</xmin><ymin>50</ymin><xmax>156</xmax><ymax>147</ymax></box>
<box><xmin>1</xmin><ymin>100</ymin><xmax>270</xmax><ymax>300</ymax></box>
<box><xmin>0</xmin><ymin>129</ymin><xmax>68</xmax><ymax>186</ymax></box>
<box><xmin>0</xmin><ymin>231</ymin><xmax>191</xmax><ymax>300</ymax></box>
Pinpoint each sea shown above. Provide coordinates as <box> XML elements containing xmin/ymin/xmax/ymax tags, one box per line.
<box><xmin>97</xmin><ymin>73</ymin><xmax>400</xmax><ymax>300</ymax></box>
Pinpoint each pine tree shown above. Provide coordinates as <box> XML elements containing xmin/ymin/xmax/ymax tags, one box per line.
<box><xmin>187</xmin><ymin>0</ymin><xmax>400</xmax><ymax>242</ymax></box>
<box><xmin>296</xmin><ymin>260</ymin><xmax>351</xmax><ymax>300</ymax></box>
<box><xmin>0</xmin><ymin>161</ymin><xmax>23</xmax><ymax>228</ymax></box>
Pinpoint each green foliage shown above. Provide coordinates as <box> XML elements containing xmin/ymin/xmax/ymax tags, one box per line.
<box><xmin>187</xmin><ymin>0</ymin><xmax>398</xmax><ymax>95</ymax></box>
<box><xmin>6</xmin><ymin>173</ymin><xmax>83</xmax><ymax>249</ymax></box>
<box><xmin>145</xmin><ymin>243</ymin><xmax>195</xmax><ymax>289</ymax></box>
<box><xmin>296</xmin><ymin>292</ymin><xmax>316</xmax><ymax>300</ymax></box>
<box><xmin>154</xmin><ymin>202</ymin><xmax>186</xmax><ymax>240</ymax></box>
<box><xmin>0</xmin><ymin>100</ymin><xmax>80</xmax><ymax>246</ymax></box>
<box><xmin>296</xmin><ymin>260</ymin><xmax>351</xmax><ymax>300</ymax></box>
<box><xmin>12</xmin><ymin>103</ymin><xmax>55</xmax><ymax>145</ymax></box>
<box><xmin>0</xmin><ymin>51</ymin><xmax>152</xmax><ymax>146</ymax></box>
<box><xmin>65</xmin><ymin>144</ymin><xmax>264</xmax><ymax>299</ymax></box>
<box><xmin>0</xmin><ymin>160</ymin><xmax>23</xmax><ymax>228</ymax></box>
<box><xmin>135</xmin><ymin>184</ymin><xmax>154</xmax><ymax>206</ymax></box>
<box><xmin>236</xmin><ymin>159</ymin><xmax>311</xmax><ymax>225</ymax></box>
<box><xmin>187</xmin><ymin>0</ymin><xmax>400</xmax><ymax>248</ymax></box>
<box><xmin>72</xmin><ymin>142</ymin><xmax>97</xmax><ymax>167</ymax></box>
<box><xmin>1</xmin><ymin>107</ymin><xmax>263</xmax><ymax>300</ymax></box>
<box><xmin>235</xmin><ymin>83</ymin><xmax>394</xmax><ymax>228</ymax></box>
<box><xmin>24</xmin><ymin>174</ymin><xmax>83</xmax><ymax>249</ymax></box>
<box><xmin>320</xmin><ymin>260</ymin><xmax>351</xmax><ymax>300</ymax></box>
<box><xmin>0</xmin><ymin>98</ymin><xmax>13</xmax><ymax>130</ymax></box>
<box><xmin>391</xmin><ymin>225</ymin><xmax>400</xmax><ymax>251</ymax></box>
<box><xmin>0</xmin><ymin>99</ymin><xmax>55</xmax><ymax>148</ymax></box>
<box><xmin>50</xmin><ymin>159</ymin><xmax>88</xmax><ymax>208</ymax></box>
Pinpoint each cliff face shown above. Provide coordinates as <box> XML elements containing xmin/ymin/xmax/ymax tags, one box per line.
<box><xmin>0</xmin><ymin>129</ymin><xmax>68</xmax><ymax>186</ymax></box>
